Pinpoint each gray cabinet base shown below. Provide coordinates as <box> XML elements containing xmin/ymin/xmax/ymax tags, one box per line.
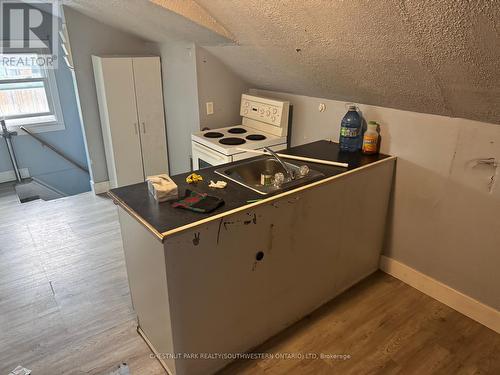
<box><xmin>119</xmin><ymin>158</ymin><xmax>395</xmax><ymax>375</ymax></box>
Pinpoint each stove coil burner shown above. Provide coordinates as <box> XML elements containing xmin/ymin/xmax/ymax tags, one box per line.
<box><xmin>228</xmin><ymin>127</ymin><xmax>247</xmax><ymax>134</ymax></box>
<box><xmin>246</xmin><ymin>134</ymin><xmax>267</xmax><ymax>141</ymax></box>
<box><xmin>203</xmin><ymin>131</ymin><xmax>224</xmax><ymax>138</ymax></box>
<box><xmin>219</xmin><ymin>137</ymin><xmax>246</xmax><ymax>145</ymax></box>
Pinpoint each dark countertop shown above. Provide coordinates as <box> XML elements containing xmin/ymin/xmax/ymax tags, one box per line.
<box><xmin>109</xmin><ymin>140</ymin><xmax>392</xmax><ymax>241</ymax></box>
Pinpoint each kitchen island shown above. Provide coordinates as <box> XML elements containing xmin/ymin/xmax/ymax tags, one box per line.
<box><xmin>109</xmin><ymin>140</ymin><xmax>396</xmax><ymax>375</ymax></box>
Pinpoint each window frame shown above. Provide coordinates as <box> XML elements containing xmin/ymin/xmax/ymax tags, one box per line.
<box><xmin>1</xmin><ymin>52</ymin><xmax>65</xmax><ymax>133</ymax></box>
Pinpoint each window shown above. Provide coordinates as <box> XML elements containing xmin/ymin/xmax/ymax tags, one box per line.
<box><xmin>0</xmin><ymin>53</ymin><xmax>64</xmax><ymax>132</ymax></box>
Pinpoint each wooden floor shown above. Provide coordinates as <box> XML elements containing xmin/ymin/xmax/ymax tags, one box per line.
<box><xmin>1</xmin><ymin>183</ymin><xmax>498</xmax><ymax>374</ymax></box>
<box><xmin>220</xmin><ymin>272</ymin><xmax>500</xmax><ymax>375</ymax></box>
<box><xmin>0</xmin><ymin>183</ymin><xmax>164</xmax><ymax>375</ymax></box>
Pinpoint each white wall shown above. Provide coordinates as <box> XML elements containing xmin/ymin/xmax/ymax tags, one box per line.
<box><xmin>63</xmin><ymin>6</ymin><xmax>159</xmax><ymax>185</ymax></box>
<box><xmin>0</xmin><ymin>35</ymin><xmax>90</xmax><ymax>195</ymax></box>
<box><xmin>159</xmin><ymin>44</ymin><xmax>249</xmax><ymax>175</ymax></box>
<box><xmin>63</xmin><ymin>9</ymin><xmax>250</xmax><ymax>179</ymax></box>
<box><xmin>195</xmin><ymin>46</ymin><xmax>249</xmax><ymax>130</ymax></box>
<box><xmin>159</xmin><ymin>42</ymin><xmax>200</xmax><ymax>175</ymax></box>
<box><xmin>250</xmin><ymin>88</ymin><xmax>500</xmax><ymax>311</ymax></box>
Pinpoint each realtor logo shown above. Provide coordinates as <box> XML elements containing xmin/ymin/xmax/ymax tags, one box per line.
<box><xmin>0</xmin><ymin>0</ymin><xmax>58</xmax><ymax>66</ymax></box>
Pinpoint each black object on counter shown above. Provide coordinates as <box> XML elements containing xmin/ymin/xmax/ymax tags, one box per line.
<box><xmin>172</xmin><ymin>189</ymin><xmax>224</xmax><ymax>213</ymax></box>
<box><xmin>109</xmin><ymin>140</ymin><xmax>391</xmax><ymax>239</ymax></box>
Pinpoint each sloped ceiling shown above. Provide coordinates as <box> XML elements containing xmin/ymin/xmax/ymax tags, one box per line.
<box><xmin>196</xmin><ymin>0</ymin><xmax>500</xmax><ymax>124</ymax></box>
<box><xmin>64</xmin><ymin>0</ymin><xmax>500</xmax><ymax>125</ymax></box>
<box><xmin>62</xmin><ymin>0</ymin><xmax>233</xmax><ymax>45</ymax></box>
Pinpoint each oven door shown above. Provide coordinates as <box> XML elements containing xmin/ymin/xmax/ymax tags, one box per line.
<box><xmin>192</xmin><ymin>141</ymin><xmax>231</xmax><ymax>170</ymax></box>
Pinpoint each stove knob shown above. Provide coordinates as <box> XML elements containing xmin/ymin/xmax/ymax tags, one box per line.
<box><xmin>259</xmin><ymin>108</ymin><xmax>264</xmax><ymax>114</ymax></box>
<box><xmin>244</xmin><ymin>109</ymin><xmax>248</xmax><ymax>115</ymax></box>
<box><xmin>266</xmin><ymin>110</ymin><xmax>270</xmax><ymax>116</ymax></box>
<box><xmin>273</xmin><ymin>108</ymin><xmax>278</xmax><ymax>114</ymax></box>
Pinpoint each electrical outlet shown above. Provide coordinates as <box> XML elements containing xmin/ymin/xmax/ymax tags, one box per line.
<box><xmin>206</xmin><ymin>102</ymin><xmax>214</xmax><ymax>115</ymax></box>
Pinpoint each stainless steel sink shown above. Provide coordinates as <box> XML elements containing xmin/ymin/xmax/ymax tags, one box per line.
<box><xmin>215</xmin><ymin>157</ymin><xmax>324</xmax><ymax>195</ymax></box>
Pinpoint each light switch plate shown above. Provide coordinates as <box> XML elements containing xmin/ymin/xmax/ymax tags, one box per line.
<box><xmin>206</xmin><ymin>102</ymin><xmax>214</xmax><ymax>115</ymax></box>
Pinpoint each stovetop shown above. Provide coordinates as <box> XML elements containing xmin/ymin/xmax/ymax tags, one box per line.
<box><xmin>191</xmin><ymin>125</ymin><xmax>287</xmax><ymax>156</ymax></box>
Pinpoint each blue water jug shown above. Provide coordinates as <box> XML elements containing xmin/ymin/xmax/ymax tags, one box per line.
<box><xmin>339</xmin><ymin>105</ymin><xmax>362</xmax><ymax>152</ymax></box>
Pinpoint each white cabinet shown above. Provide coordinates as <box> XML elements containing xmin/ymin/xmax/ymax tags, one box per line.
<box><xmin>92</xmin><ymin>56</ymin><xmax>169</xmax><ymax>188</ymax></box>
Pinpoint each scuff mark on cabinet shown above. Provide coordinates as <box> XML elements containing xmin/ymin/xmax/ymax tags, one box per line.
<box><xmin>268</xmin><ymin>223</ymin><xmax>275</xmax><ymax>253</ymax></box>
<box><xmin>192</xmin><ymin>232</ymin><xmax>200</xmax><ymax>246</ymax></box>
<box><xmin>216</xmin><ymin>218</ymin><xmax>223</xmax><ymax>244</ymax></box>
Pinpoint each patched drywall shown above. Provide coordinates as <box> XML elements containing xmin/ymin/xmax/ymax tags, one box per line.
<box><xmin>251</xmin><ymin>88</ymin><xmax>500</xmax><ymax>310</ymax></box>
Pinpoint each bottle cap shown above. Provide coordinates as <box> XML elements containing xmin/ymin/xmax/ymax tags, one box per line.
<box><xmin>348</xmin><ymin>105</ymin><xmax>357</xmax><ymax>111</ymax></box>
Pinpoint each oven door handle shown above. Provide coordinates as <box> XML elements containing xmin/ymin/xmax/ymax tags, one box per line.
<box><xmin>192</xmin><ymin>142</ymin><xmax>227</xmax><ymax>162</ymax></box>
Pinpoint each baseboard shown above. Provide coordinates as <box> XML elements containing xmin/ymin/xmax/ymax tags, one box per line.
<box><xmin>0</xmin><ymin>168</ymin><xmax>30</xmax><ymax>183</ymax></box>
<box><xmin>379</xmin><ymin>255</ymin><xmax>500</xmax><ymax>334</ymax></box>
<box><xmin>137</xmin><ymin>326</ymin><xmax>173</xmax><ymax>375</ymax></box>
<box><xmin>91</xmin><ymin>180</ymin><xmax>110</xmax><ymax>195</ymax></box>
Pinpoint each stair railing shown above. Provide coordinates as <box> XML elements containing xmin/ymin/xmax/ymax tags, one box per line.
<box><xmin>20</xmin><ymin>126</ymin><xmax>89</xmax><ymax>174</ymax></box>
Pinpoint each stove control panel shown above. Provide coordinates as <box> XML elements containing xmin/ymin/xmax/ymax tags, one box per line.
<box><xmin>240</xmin><ymin>94</ymin><xmax>289</xmax><ymax>128</ymax></box>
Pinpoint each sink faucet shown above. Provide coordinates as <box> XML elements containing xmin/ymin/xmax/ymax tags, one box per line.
<box><xmin>264</xmin><ymin>147</ymin><xmax>294</xmax><ymax>180</ymax></box>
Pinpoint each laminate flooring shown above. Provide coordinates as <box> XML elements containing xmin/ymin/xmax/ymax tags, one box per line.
<box><xmin>0</xmin><ymin>183</ymin><xmax>498</xmax><ymax>375</ymax></box>
<box><xmin>0</xmin><ymin>183</ymin><xmax>164</xmax><ymax>374</ymax></box>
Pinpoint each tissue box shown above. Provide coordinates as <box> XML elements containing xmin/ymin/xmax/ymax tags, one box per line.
<box><xmin>146</xmin><ymin>174</ymin><xmax>178</xmax><ymax>202</ymax></box>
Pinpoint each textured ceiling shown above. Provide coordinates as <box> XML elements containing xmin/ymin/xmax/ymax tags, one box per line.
<box><xmin>62</xmin><ymin>0</ymin><xmax>232</xmax><ymax>45</ymax></box>
<box><xmin>196</xmin><ymin>0</ymin><xmax>500</xmax><ymax>124</ymax></box>
<box><xmin>64</xmin><ymin>0</ymin><xmax>500</xmax><ymax>124</ymax></box>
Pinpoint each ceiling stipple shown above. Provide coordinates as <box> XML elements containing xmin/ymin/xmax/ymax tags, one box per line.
<box><xmin>149</xmin><ymin>0</ymin><xmax>235</xmax><ymax>42</ymax></box>
<box><xmin>196</xmin><ymin>0</ymin><xmax>500</xmax><ymax>124</ymax></box>
<box><xmin>62</xmin><ymin>0</ymin><xmax>232</xmax><ymax>45</ymax></box>
<box><xmin>64</xmin><ymin>0</ymin><xmax>500</xmax><ymax>125</ymax></box>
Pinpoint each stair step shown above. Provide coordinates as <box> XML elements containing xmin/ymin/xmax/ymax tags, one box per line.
<box><xmin>15</xmin><ymin>179</ymin><xmax>65</xmax><ymax>203</ymax></box>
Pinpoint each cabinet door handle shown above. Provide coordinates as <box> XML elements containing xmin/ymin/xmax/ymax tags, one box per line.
<box><xmin>134</xmin><ymin>123</ymin><xmax>138</xmax><ymax>135</ymax></box>
<box><xmin>142</xmin><ymin>122</ymin><xmax>146</xmax><ymax>134</ymax></box>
